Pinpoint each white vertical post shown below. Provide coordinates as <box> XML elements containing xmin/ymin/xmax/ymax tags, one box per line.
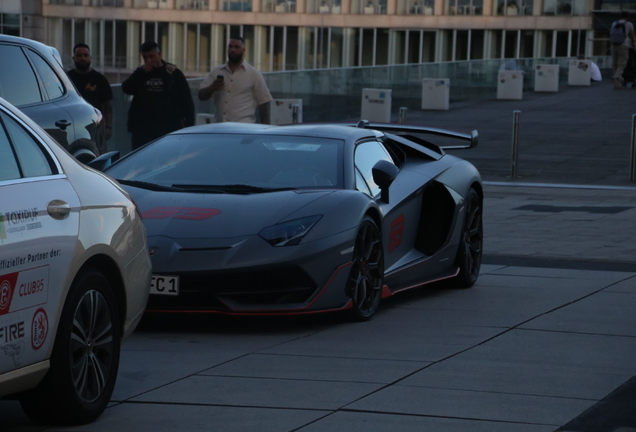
<box><xmin>511</xmin><ymin>110</ymin><xmax>521</xmax><ymax>179</ymax></box>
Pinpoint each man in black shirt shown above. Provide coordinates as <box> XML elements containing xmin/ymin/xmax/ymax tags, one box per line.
<box><xmin>67</xmin><ymin>43</ymin><xmax>113</xmax><ymax>151</ymax></box>
<box><xmin>122</xmin><ymin>41</ymin><xmax>195</xmax><ymax>150</ymax></box>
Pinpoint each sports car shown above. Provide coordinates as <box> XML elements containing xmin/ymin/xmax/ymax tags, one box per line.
<box><xmin>103</xmin><ymin>121</ymin><xmax>483</xmax><ymax>321</ymax></box>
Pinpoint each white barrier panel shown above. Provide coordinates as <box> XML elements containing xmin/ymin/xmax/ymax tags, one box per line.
<box><xmin>270</xmin><ymin>99</ymin><xmax>303</xmax><ymax>125</ymax></box>
<box><xmin>361</xmin><ymin>88</ymin><xmax>392</xmax><ymax>122</ymax></box>
<box><xmin>534</xmin><ymin>64</ymin><xmax>559</xmax><ymax>92</ymax></box>
<box><xmin>497</xmin><ymin>70</ymin><xmax>524</xmax><ymax>100</ymax></box>
<box><xmin>196</xmin><ymin>113</ymin><xmax>215</xmax><ymax>125</ymax></box>
<box><xmin>421</xmin><ymin>78</ymin><xmax>450</xmax><ymax>110</ymax></box>
<box><xmin>568</xmin><ymin>60</ymin><xmax>591</xmax><ymax>86</ymax></box>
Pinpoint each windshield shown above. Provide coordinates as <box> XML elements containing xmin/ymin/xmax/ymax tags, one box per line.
<box><xmin>106</xmin><ymin>133</ymin><xmax>344</xmax><ymax>190</ymax></box>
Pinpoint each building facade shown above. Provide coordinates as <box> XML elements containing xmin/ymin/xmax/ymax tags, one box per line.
<box><xmin>2</xmin><ymin>0</ymin><xmax>625</xmax><ymax>80</ymax></box>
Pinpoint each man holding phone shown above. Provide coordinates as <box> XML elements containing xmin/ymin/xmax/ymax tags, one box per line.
<box><xmin>198</xmin><ymin>36</ymin><xmax>272</xmax><ymax>124</ymax></box>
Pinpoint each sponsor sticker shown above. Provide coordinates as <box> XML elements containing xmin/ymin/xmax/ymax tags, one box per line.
<box><xmin>1</xmin><ymin>340</ymin><xmax>25</xmax><ymax>366</ymax></box>
<box><xmin>0</xmin><ymin>214</ymin><xmax>5</xmax><ymax>240</ymax></box>
<box><xmin>0</xmin><ymin>266</ymin><xmax>49</xmax><ymax>316</ymax></box>
<box><xmin>31</xmin><ymin>308</ymin><xmax>48</xmax><ymax>350</ymax></box>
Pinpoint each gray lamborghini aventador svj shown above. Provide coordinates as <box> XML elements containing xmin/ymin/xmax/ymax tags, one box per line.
<box><xmin>104</xmin><ymin>121</ymin><xmax>483</xmax><ymax>321</ymax></box>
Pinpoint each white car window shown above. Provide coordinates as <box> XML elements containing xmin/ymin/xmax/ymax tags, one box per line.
<box><xmin>0</xmin><ymin>121</ymin><xmax>20</xmax><ymax>181</ymax></box>
<box><xmin>0</xmin><ymin>45</ymin><xmax>42</xmax><ymax>107</ymax></box>
<box><xmin>1</xmin><ymin>112</ymin><xmax>53</xmax><ymax>178</ymax></box>
<box><xmin>26</xmin><ymin>50</ymin><xmax>65</xmax><ymax>101</ymax></box>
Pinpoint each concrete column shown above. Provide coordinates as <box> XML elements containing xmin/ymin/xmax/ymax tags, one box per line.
<box><xmin>211</xmin><ymin>24</ymin><xmax>225</xmax><ymax>67</ymax></box>
<box><xmin>342</xmin><ymin>0</ymin><xmax>352</xmax><ymax>14</ymax></box>
<box><xmin>482</xmin><ymin>0</ymin><xmax>493</xmax><ymax>15</ymax></box>
<box><xmin>433</xmin><ymin>0</ymin><xmax>443</xmax><ymax>14</ymax></box>
<box><xmin>297</xmin><ymin>0</ymin><xmax>306</xmax><ymax>13</ymax></box>
<box><xmin>253</xmin><ymin>25</ymin><xmax>268</xmax><ymax>71</ymax></box>
<box><xmin>434</xmin><ymin>29</ymin><xmax>443</xmax><ymax>62</ymax></box>
<box><xmin>387</xmin><ymin>0</ymin><xmax>397</xmax><ymax>14</ymax></box>
<box><xmin>168</xmin><ymin>22</ymin><xmax>185</xmax><ymax>65</ymax></box>
<box><xmin>127</xmin><ymin>21</ymin><xmax>141</xmax><ymax>69</ymax></box>
<box><xmin>342</xmin><ymin>27</ymin><xmax>355</xmax><ymax>66</ymax></box>
<box><xmin>46</xmin><ymin>17</ymin><xmax>64</xmax><ymax>54</ymax></box>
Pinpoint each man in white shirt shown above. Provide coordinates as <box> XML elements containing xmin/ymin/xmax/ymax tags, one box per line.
<box><xmin>198</xmin><ymin>37</ymin><xmax>272</xmax><ymax>123</ymax></box>
<box><xmin>610</xmin><ymin>11</ymin><xmax>636</xmax><ymax>89</ymax></box>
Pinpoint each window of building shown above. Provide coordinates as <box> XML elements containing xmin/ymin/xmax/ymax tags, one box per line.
<box><xmin>471</xmin><ymin>30</ymin><xmax>484</xmax><ymax>59</ymax></box>
<box><xmin>543</xmin><ymin>0</ymin><xmax>585</xmax><ymax>15</ymax></box>
<box><xmin>132</xmin><ymin>0</ymin><xmax>169</xmax><ymax>8</ymax></box>
<box><xmin>447</xmin><ymin>0</ymin><xmax>483</xmax><ymax>15</ymax></box>
<box><xmin>519</xmin><ymin>30</ymin><xmax>534</xmax><ymax>57</ymax></box>
<box><xmin>176</xmin><ymin>0</ymin><xmax>210</xmax><ymax>8</ymax></box>
<box><xmin>50</xmin><ymin>0</ymin><xmax>82</xmax><ymax>4</ymax></box>
<box><xmin>597</xmin><ymin>0</ymin><xmax>635</xmax><ymax>10</ymax></box>
<box><xmin>222</xmin><ymin>0</ymin><xmax>253</xmax><ymax>11</ymax></box>
<box><xmin>306</xmin><ymin>0</ymin><xmax>342</xmax><ymax>14</ymax></box>
<box><xmin>330</xmin><ymin>28</ymin><xmax>344</xmax><ymax>67</ymax></box>
<box><xmin>0</xmin><ymin>13</ymin><xmax>20</xmax><ymax>36</ymax></box>
<box><xmin>397</xmin><ymin>0</ymin><xmax>434</xmax><ymax>15</ymax></box>
<box><xmin>555</xmin><ymin>30</ymin><xmax>569</xmax><ymax>56</ymax></box>
<box><xmin>352</xmin><ymin>0</ymin><xmax>388</xmax><ymax>14</ymax></box>
<box><xmin>495</xmin><ymin>0</ymin><xmax>532</xmax><ymax>15</ymax></box>
<box><xmin>90</xmin><ymin>0</ymin><xmax>125</xmax><ymax>5</ymax></box>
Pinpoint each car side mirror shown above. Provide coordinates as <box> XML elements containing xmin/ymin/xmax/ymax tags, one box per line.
<box><xmin>87</xmin><ymin>150</ymin><xmax>120</xmax><ymax>172</ymax></box>
<box><xmin>372</xmin><ymin>160</ymin><xmax>398</xmax><ymax>203</ymax></box>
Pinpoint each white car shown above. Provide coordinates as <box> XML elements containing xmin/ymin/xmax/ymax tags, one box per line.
<box><xmin>0</xmin><ymin>96</ymin><xmax>151</xmax><ymax>425</ymax></box>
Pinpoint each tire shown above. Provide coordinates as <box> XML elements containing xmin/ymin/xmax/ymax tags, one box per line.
<box><xmin>346</xmin><ymin>216</ymin><xmax>384</xmax><ymax>321</ymax></box>
<box><xmin>452</xmin><ymin>188</ymin><xmax>483</xmax><ymax>288</ymax></box>
<box><xmin>68</xmin><ymin>139</ymin><xmax>100</xmax><ymax>164</ymax></box>
<box><xmin>19</xmin><ymin>269</ymin><xmax>121</xmax><ymax>425</ymax></box>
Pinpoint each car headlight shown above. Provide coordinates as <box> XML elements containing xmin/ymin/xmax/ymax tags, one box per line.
<box><xmin>259</xmin><ymin>215</ymin><xmax>322</xmax><ymax>247</ymax></box>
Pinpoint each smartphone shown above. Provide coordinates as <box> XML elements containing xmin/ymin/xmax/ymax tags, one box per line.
<box><xmin>217</xmin><ymin>75</ymin><xmax>224</xmax><ymax>82</ymax></box>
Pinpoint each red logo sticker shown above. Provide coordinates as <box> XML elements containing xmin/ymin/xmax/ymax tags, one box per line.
<box><xmin>388</xmin><ymin>215</ymin><xmax>405</xmax><ymax>252</ymax></box>
<box><xmin>0</xmin><ymin>272</ymin><xmax>18</xmax><ymax>316</ymax></box>
<box><xmin>142</xmin><ymin>207</ymin><xmax>221</xmax><ymax>221</ymax></box>
<box><xmin>31</xmin><ymin>308</ymin><xmax>48</xmax><ymax>350</ymax></box>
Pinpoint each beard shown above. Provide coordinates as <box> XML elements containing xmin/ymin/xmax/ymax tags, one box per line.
<box><xmin>74</xmin><ymin>61</ymin><xmax>91</xmax><ymax>72</ymax></box>
<box><xmin>228</xmin><ymin>53</ymin><xmax>243</xmax><ymax>64</ymax></box>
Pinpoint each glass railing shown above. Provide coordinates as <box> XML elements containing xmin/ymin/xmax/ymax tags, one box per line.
<box><xmin>108</xmin><ymin>56</ymin><xmax>611</xmax><ymax>156</ymax></box>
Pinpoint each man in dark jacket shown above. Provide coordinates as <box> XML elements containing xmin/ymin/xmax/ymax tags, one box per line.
<box><xmin>122</xmin><ymin>41</ymin><xmax>195</xmax><ymax>150</ymax></box>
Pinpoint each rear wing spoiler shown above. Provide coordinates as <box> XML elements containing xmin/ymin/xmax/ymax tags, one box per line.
<box><xmin>353</xmin><ymin>121</ymin><xmax>478</xmax><ymax>150</ymax></box>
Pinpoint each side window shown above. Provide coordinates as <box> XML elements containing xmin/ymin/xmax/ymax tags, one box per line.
<box><xmin>355</xmin><ymin>168</ymin><xmax>372</xmax><ymax>196</ymax></box>
<box><xmin>27</xmin><ymin>50</ymin><xmax>65</xmax><ymax>100</ymax></box>
<box><xmin>0</xmin><ymin>45</ymin><xmax>43</xmax><ymax>106</ymax></box>
<box><xmin>354</xmin><ymin>141</ymin><xmax>396</xmax><ymax>197</ymax></box>
<box><xmin>1</xmin><ymin>112</ymin><xmax>54</xmax><ymax>178</ymax></box>
<box><xmin>0</xmin><ymin>120</ymin><xmax>21</xmax><ymax>181</ymax></box>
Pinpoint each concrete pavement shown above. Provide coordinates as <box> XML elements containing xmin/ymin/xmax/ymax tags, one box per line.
<box><xmin>2</xmin><ymin>79</ymin><xmax>636</xmax><ymax>432</ymax></box>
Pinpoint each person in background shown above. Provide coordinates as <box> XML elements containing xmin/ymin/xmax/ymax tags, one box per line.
<box><xmin>198</xmin><ymin>36</ymin><xmax>272</xmax><ymax>124</ymax></box>
<box><xmin>610</xmin><ymin>11</ymin><xmax>635</xmax><ymax>89</ymax></box>
<box><xmin>67</xmin><ymin>43</ymin><xmax>113</xmax><ymax>152</ymax></box>
<box><xmin>577</xmin><ymin>54</ymin><xmax>602</xmax><ymax>82</ymax></box>
<box><xmin>122</xmin><ymin>41</ymin><xmax>195</xmax><ymax>150</ymax></box>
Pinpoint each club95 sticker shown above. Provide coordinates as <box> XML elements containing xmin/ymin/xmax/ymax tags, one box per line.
<box><xmin>31</xmin><ymin>308</ymin><xmax>48</xmax><ymax>350</ymax></box>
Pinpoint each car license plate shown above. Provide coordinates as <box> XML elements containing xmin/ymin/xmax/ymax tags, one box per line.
<box><xmin>150</xmin><ymin>275</ymin><xmax>179</xmax><ymax>296</ymax></box>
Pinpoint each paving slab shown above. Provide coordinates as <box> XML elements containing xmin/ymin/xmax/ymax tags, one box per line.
<box><xmin>399</xmin><ymin>356</ymin><xmax>632</xmax><ymax>400</ymax></box>
<box><xmin>520</xmin><ymin>291</ymin><xmax>636</xmax><ymax>337</ymax></box>
<box><xmin>197</xmin><ymin>353</ymin><xmax>429</xmax><ymax>383</ymax></box>
<box><xmin>296</xmin><ymin>411</ymin><xmax>556</xmax><ymax>432</ymax></box>
<box><xmin>131</xmin><ymin>375</ymin><xmax>383</xmax><ymax>410</ymax></box>
<box><xmin>346</xmin><ymin>385</ymin><xmax>595</xmax><ymax>426</ymax></box>
<box><xmin>46</xmin><ymin>403</ymin><xmax>328</xmax><ymax>432</ymax></box>
<box><xmin>259</xmin><ymin>311</ymin><xmax>505</xmax><ymax>362</ymax></box>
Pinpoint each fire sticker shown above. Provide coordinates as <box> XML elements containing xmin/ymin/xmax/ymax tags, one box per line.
<box><xmin>31</xmin><ymin>308</ymin><xmax>48</xmax><ymax>350</ymax></box>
